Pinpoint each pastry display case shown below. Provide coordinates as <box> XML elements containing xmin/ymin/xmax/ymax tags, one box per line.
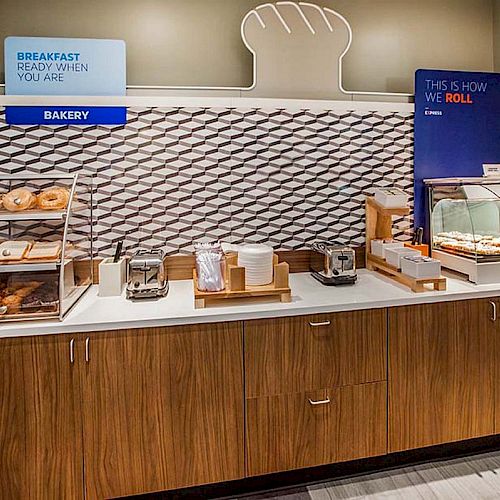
<box><xmin>0</xmin><ymin>173</ymin><xmax>93</xmax><ymax>321</ymax></box>
<box><xmin>426</xmin><ymin>177</ymin><xmax>500</xmax><ymax>284</ymax></box>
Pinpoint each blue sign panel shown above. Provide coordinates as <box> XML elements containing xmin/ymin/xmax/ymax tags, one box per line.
<box><xmin>5</xmin><ymin>106</ymin><xmax>127</xmax><ymax>125</ymax></box>
<box><xmin>414</xmin><ymin>69</ymin><xmax>500</xmax><ymax>234</ymax></box>
<box><xmin>5</xmin><ymin>37</ymin><xmax>126</xmax><ymax>96</ymax></box>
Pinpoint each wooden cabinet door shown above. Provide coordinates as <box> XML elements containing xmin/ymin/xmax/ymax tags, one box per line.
<box><xmin>492</xmin><ymin>299</ymin><xmax>500</xmax><ymax>433</ymax></box>
<box><xmin>0</xmin><ymin>334</ymin><xmax>83</xmax><ymax>500</ymax></box>
<box><xmin>165</xmin><ymin>323</ymin><xmax>244</xmax><ymax>488</ymax></box>
<box><xmin>82</xmin><ymin>323</ymin><xmax>244</xmax><ymax>499</ymax></box>
<box><xmin>389</xmin><ymin>300</ymin><xmax>495</xmax><ymax>453</ymax></box>
<box><xmin>246</xmin><ymin>382</ymin><xmax>386</xmax><ymax>476</ymax></box>
<box><xmin>245</xmin><ymin>309</ymin><xmax>387</xmax><ymax>398</ymax></box>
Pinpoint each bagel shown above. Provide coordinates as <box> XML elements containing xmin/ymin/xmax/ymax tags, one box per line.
<box><xmin>37</xmin><ymin>187</ymin><xmax>70</xmax><ymax>210</ymax></box>
<box><xmin>3</xmin><ymin>188</ymin><xmax>37</xmax><ymax>212</ymax></box>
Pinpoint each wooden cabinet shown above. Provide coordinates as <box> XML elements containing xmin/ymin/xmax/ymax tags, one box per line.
<box><xmin>165</xmin><ymin>323</ymin><xmax>244</xmax><ymax>489</ymax></box>
<box><xmin>247</xmin><ymin>382</ymin><xmax>387</xmax><ymax>476</ymax></box>
<box><xmin>492</xmin><ymin>299</ymin><xmax>500</xmax><ymax>434</ymax></box>
<box><xmin>82</xmin><ymin>323</ymin><xmax>244</xmax><ymax>499</ymax></box>
<box><xmin>4</xmin><ymin>298</ymin><xmax>500</xmax><ymax>497</ymax></box>
<box><xmin>0</xmin><ymin>334</ymin><xmax>83</xmax><ymax>500</ymax></box>
<box><xmin>81</xmin><ymin>328</ymin><xmax>172</xmax><ymax>499</ymax></box>
<box><xmin>245</xmin><ymin>309</ymin><xmax>387</xmax><ymax>398</ymax></box>
<box><xmin>389</xmin><ymin>300</ymin><xmax>495</xmax><ymax>453</ymax></box>
<box><xmin>0</xmin><ymin>323</ymin><xmax>243</xmax><ymax>500</ymax></box>
<box><xmin>245</xmin><ymin>310</ymin><xmax>388</xmax><ymax>475</ymax></box>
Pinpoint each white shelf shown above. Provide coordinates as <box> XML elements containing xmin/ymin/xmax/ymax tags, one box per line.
<box><xmin>0</xmin><ymin>259</ymin><xmax>71</xmax><ymax>273</ymax></box>
<box><xmin>0</xmin><ymin>202</ymin><xmax>86</xmax><ymax>222</ymax></box>
<box><xmin>0</xmin><ymin>209</ymin><xmax>67</xmax><ymax>221</ymax></box>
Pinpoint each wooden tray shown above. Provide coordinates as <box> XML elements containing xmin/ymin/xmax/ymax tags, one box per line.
<box><xmin>367</xmin><ymin>253</ymin><xmax>446</xmax><ymax>293</ymax></box>
<box><xmin>365</xmin><ymin>196</ymin><xmax>445</xmax><ymax>293</ymax></box>
<box><xmin>193</xmin><ymin>253</ymin><xmax>291</xmax><ymax>308</ymax></box>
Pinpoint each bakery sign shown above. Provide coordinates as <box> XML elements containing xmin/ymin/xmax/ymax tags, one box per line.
<box><xmin>4</xmin><ymin>36</ymin><xmax>127</xmax><ymax>125</ymax></box>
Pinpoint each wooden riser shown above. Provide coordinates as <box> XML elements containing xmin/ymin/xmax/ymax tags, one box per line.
<box><xmin>194</xmin><ymin>254</ymin><xmax>292</xmax><ymax>308</ymax></box>
<box><xmin>367</xmin><ymin>254</ymin><xmax>446</xmax><ymax>293</ymax></box>
<box><xmin>365</xmin><ymin>196</ymin><xmax>442</xmax><ymax>293</ymax></box>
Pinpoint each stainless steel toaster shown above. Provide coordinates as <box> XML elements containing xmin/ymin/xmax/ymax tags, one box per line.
<box><xmin>310</xmin><ymin>242</ymin><xmax>357</xmax><ymax>286</ymax></box>
<box><xmin>126</xmin><ymin>249</ymin><xmax>169</xmax><ymax>299</ymax></box>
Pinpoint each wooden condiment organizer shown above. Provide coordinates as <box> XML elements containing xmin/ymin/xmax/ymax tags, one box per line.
<box><xmin>193</xmin><ymin>253</ymin><xmax>291</xmax><ymax>308</ymax></box>
<box><xmin>365</xmin><ymin>196</ymin><xmax>446</xmax><ymax>293</ymax></box>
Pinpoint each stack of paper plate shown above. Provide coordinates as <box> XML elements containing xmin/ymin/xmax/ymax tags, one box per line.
<box><xmin>238</xmin><ymin>244</ymin><xmax>274</xmax><ymax>286</ymax></box>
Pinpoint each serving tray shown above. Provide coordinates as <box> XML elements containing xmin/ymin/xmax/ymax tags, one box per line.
<box><xmin>193</xmin><ymin>253</ymin><xmax>291</xmax><ymax>308</ymax></box>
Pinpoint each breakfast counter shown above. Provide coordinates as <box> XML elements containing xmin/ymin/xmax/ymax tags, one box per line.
<box><xmin>2</xmin><ymin>269</ymin><xmax>500</xmax><ymax>338</ymax></box>
<box><xmin>4</xmin><ymin>268</ymin><xmax>500</xmax><ymax>500</ymax></box>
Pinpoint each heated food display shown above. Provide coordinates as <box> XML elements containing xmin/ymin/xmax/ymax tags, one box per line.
<box><xmin>426</xmin><ymin>178</ymin><xmax>500</xmax><ymax>284</ymax></box>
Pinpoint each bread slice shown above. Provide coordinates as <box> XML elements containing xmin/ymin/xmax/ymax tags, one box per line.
<box><xmin>26</xmin><ymin>241</ymin><xmax>62</xmax><ymax>261</ymax></box>
<box><xmin>0</xmin><ymin>241</ymin><xmax>31</xmax><ymax>261</ymax></box>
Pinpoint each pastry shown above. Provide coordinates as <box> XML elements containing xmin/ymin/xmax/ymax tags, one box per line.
<box><xmin>476</xmin><ymin>243</ymin><xmax>500</xmax><ymax>255</ymax></box>
<box><xmin>0</xmin><ymin>241</ymin><xmax>31</xmax><ymax>261</ymax></box>
<box><xmin>434</xmin><ymin>231</ymin><xmax>500</xmax><ymax>254</ymax></box>
<box><xmin>37</xmin><ymin>187</ymin><xmax>70</xmax><ymax>210</ymax></box>
<box><xmin>3</xmin><ymin>188</ymin><xmax>37</xmax><ymax>211</ymax></box>
<box><xmin>2</xmin><ymin>294</ymin><xmax>23</xmax><ymax>313</ymax></box>
<box><xmin>21</xmin><ymin>281</ymin><xmax>58</xmax><ymax>312</ymax></box>
<box><xmin>26</xmin><ymin>241</ymin><xmax>62</xmax><ymax>261</ymax></box>
<box><xmin>0</xmin><ymin>281</ymin><xmax>42</xmax><ymax>314</ymax></box>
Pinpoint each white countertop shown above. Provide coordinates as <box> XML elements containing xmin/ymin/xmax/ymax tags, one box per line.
<box><xmin>1</xmin><ymin>269</ymin><xmax>500</xmax><ymax>338</ymax></box>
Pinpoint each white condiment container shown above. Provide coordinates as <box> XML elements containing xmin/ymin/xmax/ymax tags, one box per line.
<box><xmin>401</xmin><ymin>255</ymin><xmax>441</xmax><ymax>279</ymax></box>
<box><xmin>99</xmin><ymin>257</ymin><xmax>127</xmax><ymax>297</ymax></box>
<box><xmin>238</xmin><ymin>244</ymin><xmax>274</xmax><ymax>286</ymax></box>
<box><xmin>374</xmin><ymin>188</ymin><xmax>409</xmax><ymax>208</ymax></box>
<box><xmin>371</xmin><ymin>239</ymin><xmax>404</xmax><ymax>259</ymax></box>
<box><xmin>385</xmin><ymin>247</ymin><xmax>421</xmax><ymax>269</ymax></box>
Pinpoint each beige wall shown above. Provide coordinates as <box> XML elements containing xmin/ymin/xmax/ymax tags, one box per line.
<box><xmin>0</xmin><ymin>0</ymin><xmax>495</xmax><ymax>95</ymax></box>
<box><xmin>495</xmin><ymin>0</ymin><xmax>500</xmax><ymax>70</ymax></box>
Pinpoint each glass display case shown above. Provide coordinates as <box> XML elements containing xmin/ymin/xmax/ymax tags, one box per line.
<box><xmin>426</xmin><ymin>177</ymin><xmax>500</xmax><ymax>284</ymax></box>
<box><xmin>0</xmin><ymin>173</ymin><xmax>93</xmax><ymax>321</ymax></box>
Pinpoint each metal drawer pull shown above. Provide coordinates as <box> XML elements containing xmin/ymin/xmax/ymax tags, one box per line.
<box><xmin>85</xmin><ymin>337</ymin><xmax>90</xmax><ymax>363</ymax></box>
<box><xmin>490</xmin><ymin>301</ymin><xmax>497</xmax><ymax>322</ymax></box>
<box><xmin>308</xmin><ymin>397</ymin><xmax>331</xmax><ymax>406</ymax></box>
<box><xmin>309</xmin><ymin>320</ymin><xmax>331</xmax><ymax>327</ymax></box>
<box><xmin>69</xmin><ymin>339</ymin><xmax>75</xmax><ymax>364</ymax></box>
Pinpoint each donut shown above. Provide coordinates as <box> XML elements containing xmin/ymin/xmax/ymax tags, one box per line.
<box><xmin>3</xmin><ymin>188</ymin><xmax>37</xmax><ymax>212</ymax></box>
<box><xmin>37</xmin><ymin>187</ymin><xmax>70</xmax><ymax>210</ymax></box>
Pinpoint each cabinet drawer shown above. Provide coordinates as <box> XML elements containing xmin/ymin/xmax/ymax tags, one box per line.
<box><xmin>245</xmin><ymin>309</ymin><xmax>387</xmax><ymax>398</ymax></box>
<box><xmin>246</xmin><ymin>382</ymin><xmax>387</xmax><ymax>476</ymax></box>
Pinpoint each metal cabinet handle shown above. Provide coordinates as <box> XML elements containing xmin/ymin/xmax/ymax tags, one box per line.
<box><xmin>309</xmin><ymin>320</ymin><xmax>331</xmax><ymax>327</ymax></box>
<box><xmin>69</xmin><ymin>339</ymin><xmax>75</xmax><ymax>364</ymax></box>
<box><xmin>490</xmin><ymin>301</ymin><xmax>497</xmax><ymax>322</ymax></box>
<box><xmin>308</xmin><ymin>397</ymin><xmax>331</xmax><ymax>406</ymax></box>
<box><xmin>85</xmin><ymin>337</ymin><xmax>90</xmax><ymax>363</ymax></box>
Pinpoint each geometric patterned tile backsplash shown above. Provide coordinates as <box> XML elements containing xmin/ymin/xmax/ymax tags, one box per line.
<box><xmin>0</xmin><ymin>106</ymin><xmax>414</xmax><ymax>257</ymax></box>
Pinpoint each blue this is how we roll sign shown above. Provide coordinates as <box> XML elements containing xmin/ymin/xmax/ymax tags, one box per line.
<box><xmin>4</xmin><ymin>36</ymin><xmax>127</xmax><ymax>125</ymax></box>
<box><xmin>413</xmin><ymin>69</ymin><xmax>500</xmax><ymax>233</ymax></box>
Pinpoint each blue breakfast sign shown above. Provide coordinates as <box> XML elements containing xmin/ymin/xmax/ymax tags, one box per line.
<box><xmin>4</xmin><ymin>36</ymin><xmax>127</xmax><ymax>125</ymax></box>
